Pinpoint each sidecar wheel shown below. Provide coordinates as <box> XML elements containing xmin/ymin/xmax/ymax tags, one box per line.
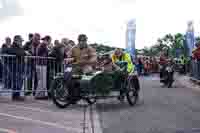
<box><xmin>126</xmin><ymin>78</ymin><xmax>138</xmax><ymax>106</ymax></box>
<box><xmin>51</xmin><ymin>77</ymin><xmax>71</xmax><ymax>108</ymax></box>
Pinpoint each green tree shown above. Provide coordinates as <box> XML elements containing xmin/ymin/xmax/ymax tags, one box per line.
<box><xmin>139</xmin><ymin>33</ymin><xmax>186</xmax><ymax>57</ymax></box>
<box><xmin>195</xmin><ymin>37</ymin><xmax>200</xmax><ymax>47</ymax></box>
<box><xmin>171</xmin><ymin>33</ymin><xmax>185</xmax><ymax>57</ymax></box>
<box><xmin>90</xmin><ymin>43</ymin><xmax>118</xmax><ymax>54</ymax></box>
<box><xmin>140</xmin><ymin>47</ymin><xmax>151</xmax><ymax>56</ymax></box>
<box><xmin>156</xmin><ymin>33</ymin><xmax>185</xmax><ymax>57</ymax></box>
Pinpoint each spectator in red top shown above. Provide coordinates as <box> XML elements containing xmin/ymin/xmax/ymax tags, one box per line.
<box><xmin>35</xmin><ymin>35</ymin><xmax>51</xmax><ymax>100</ymax></box>
<box><xmin>37</xmin><ymin>35</ymin><xmax>51</xmax><ymax>63</ymax></box>
<box><xmin>159</xmin><ymin>52</ymin><xmax>168</xmax><ymax>79</ymax></box>
<box><xmin>159</xmin><ymin>52</ymin><xmax>167</xmax><ymax>65</ymax></box>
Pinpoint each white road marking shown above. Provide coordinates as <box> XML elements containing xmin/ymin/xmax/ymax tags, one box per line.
<box><xmin>0</xmin><ymin>103</ymin><xmax>74</xmax><ymax>115</ymax></box>
<box><xmin>1</xmin><ymin>104</ymin><xmax>57</xmax><ymax>113</ymax></box>
<box><xmin>0</xmin><ymin>103</ymin><xmax>103</xmax><ymax>133</ymax></box>
<box><xmin>0</xmin><ymin>112</ymin><xmax>82</xmax><ymax>132</ymax></box>
<box><xmin>85</xmin><ymin>106</ymin><xmax>103</xmax><ymax>133</ymax></box>
<box><xmin>92</xmin><ymin>109</ymin><xmax>103</xmax><ymax>133</ymax></box>
<box><xmin>0</xmin><ymin>94</ymin><xmax>103</xmax><ymax>133</ymax></box>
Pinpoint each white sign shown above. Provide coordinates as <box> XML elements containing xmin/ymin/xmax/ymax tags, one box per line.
<box><xmin>127</xmin><ymin>19</ymin><xmax>136</xmax><ymax>30</ymax></box>
<box><xmin>187</xmin><ymin>21</ymin><xmax>194</xmax><ymax>32</ymax></box>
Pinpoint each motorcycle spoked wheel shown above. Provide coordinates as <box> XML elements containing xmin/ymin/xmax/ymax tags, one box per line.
<box><xmin>51</xmin><ymin>77</ymin><xmax>72</xmax><ymax>108</ymax></box>
<box><xmin>126</xmin><ymin>77</ymin><xmax>138</xmax><ymax>106</ymax></box>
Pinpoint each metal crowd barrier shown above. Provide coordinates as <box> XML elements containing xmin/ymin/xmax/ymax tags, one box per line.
<box><xmin>0</xmin><ymin>54</ymin><xmax>64</xmax><ymax>97</ymax></box>
<box><xmin>191</xmin><ymin>59</ymin><xmax>200</xmax><ymax>80</ymax></box>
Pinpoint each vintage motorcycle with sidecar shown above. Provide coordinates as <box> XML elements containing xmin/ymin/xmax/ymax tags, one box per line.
<box><xmin>50</xmin><ymin>56</ymin><xmax>139</xmax><ymax>108</ymax></box>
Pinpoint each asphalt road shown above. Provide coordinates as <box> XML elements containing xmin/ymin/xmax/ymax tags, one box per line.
<box><xmin>0</xmin><ymin>74</ymin><xmax>200</xmax><ymax>133</ymax></box>
<box><xmin>0</xmin><ymin>97</ymin><xmax>98</xmax><ymax>133</ymax></box>
<box><xmin>96</xmin><ymin>75</ymin><xmax>200</xmax><ymax>133</ymax></box>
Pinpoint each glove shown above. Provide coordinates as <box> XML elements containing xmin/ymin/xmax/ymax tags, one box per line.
<box><xmin>116</xmin><ymin>66</ymin><xmax>121</xmax><ymax>71</ymax></box>
<box><xmin>25</xmin><ymin>51</ymin><xmax>31</xmax><ymax>56</ymax></box>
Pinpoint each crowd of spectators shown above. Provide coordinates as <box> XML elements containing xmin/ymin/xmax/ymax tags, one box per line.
<box><xmin>0</xmin><ymin>33</ymin><xmax>75</xmax><ymax>101</ymax></box>
<box><xmin>136</xmin><ymin>57</ymin><xmax>159</xmax><ymax>76</ymax></box>
<box><xmin>0</xmin><ymin>33</ymin><xmax>160</xmax><ymax>101</ymax></box>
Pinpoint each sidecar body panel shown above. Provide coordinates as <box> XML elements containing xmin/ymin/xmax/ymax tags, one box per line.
<box><xmin>77</xmin><ymin>70</ymin><xmax>125</xmax><ymax>96</ymax></box>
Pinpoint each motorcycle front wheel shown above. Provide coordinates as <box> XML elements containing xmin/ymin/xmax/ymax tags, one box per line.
<box><xmin>126</xmin><ymin>77</ymin><xmax>138</xmax><ymax>106</ymax></box>
<box><xmin>51</xmin><ymin>76</ymin><xmax>72</xmax><ymax>108</ymax></box>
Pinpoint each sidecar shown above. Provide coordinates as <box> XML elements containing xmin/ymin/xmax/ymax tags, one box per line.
<box><xmin>51</xmin><ymin>61</ymin><xmax>138</xmax><ymax>108</ymax></box>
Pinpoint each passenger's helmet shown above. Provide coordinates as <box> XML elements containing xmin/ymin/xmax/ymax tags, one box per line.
<box><xmin>78</xmin><ymin>34</ymin><xmax>88</xmax><ymax>41</ymax></box>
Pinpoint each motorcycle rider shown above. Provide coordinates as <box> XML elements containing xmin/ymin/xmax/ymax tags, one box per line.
<box><xmin>111</xmin><ymin>48</ymin><xmax>140</xmax><ymax>101</ymax></box>
<box><xmin>65</xmin><ymin>34</ymin><xmax>97</xmax><ymax>102</ymax></box>
<box><xmin>180</xmin><ymin>55</ymin><xmax>186</xmax><ymax>74</ymax></box>
<box><xmin>67</xmin><ymin>34</ymin><xmax>97</xmax><ymax>73</ymax></box>
<box><xmin>163</xmin><ymin>58</ymin><xmax>175</xmax><ymax>87</ymax></box>
<box><xmin>159</xmin><ymin>52</ymin><xmax>168</xmax><ymax>80</ymax></box>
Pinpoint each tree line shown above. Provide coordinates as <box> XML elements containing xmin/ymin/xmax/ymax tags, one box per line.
<box><xmin>138</xmin><ymin>33</ymin><xmax>200</xmax><ymax>58</ymax></box>
<box><xmin>90</xmin><ymin>43</ymin><xmax>125</xmax><ymax>54</ymax></box>
<box><xmin>90</xmin><ymin>33</ymin><xmax>200</xmax><ymax>58</ymax></box>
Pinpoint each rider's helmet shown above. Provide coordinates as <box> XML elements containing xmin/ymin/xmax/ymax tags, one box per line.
<box><xmin>78</xmin><ymin>34</ymin><xmax>88</xmax><ymax>49</ymax></box>
<box><xmin>78</xmin><ymin>34</ymin><xmax>88</xmax><ymax>42</ymax></box>
<box><xmin>114</xmin><ymin>48</ymin><xmax>123</xmax><ymax>58</ymax></box>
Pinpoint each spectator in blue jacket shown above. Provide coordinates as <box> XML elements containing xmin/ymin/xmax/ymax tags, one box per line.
<box><xmin>5</xmin><ymin>35</ymin><xmax>26</xmax><ymax>101</ymax></box>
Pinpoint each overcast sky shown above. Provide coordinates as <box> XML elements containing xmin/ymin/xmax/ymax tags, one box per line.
<box><xmin>136</xmin><ymin>0</ymin><xmax>200</xmax><ymax>49</ymax></box>
<box><xmin>0</xmin><ymin>0</ymin><xmax>136</xmax><ymax>48</ymax></box>
<box><xmin>0</xmin><ymin>0</ymin><xmax>200</xmax><ymax>49</ymax></box>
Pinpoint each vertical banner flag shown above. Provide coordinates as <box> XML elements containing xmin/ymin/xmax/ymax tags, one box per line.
<box><xmin>186</xmin><ymin>21</ymin><xmax>195</xmax><ymax>57</ymax></box>
<box><xmin>0</xmin><ymin>0</ymin><xmax>3</xmax><ymax>8</ymax></box>
<box><xmin>126</xmin><ymin>19</ymin><xmax>136</xmax><ymax>61</ymax></box>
